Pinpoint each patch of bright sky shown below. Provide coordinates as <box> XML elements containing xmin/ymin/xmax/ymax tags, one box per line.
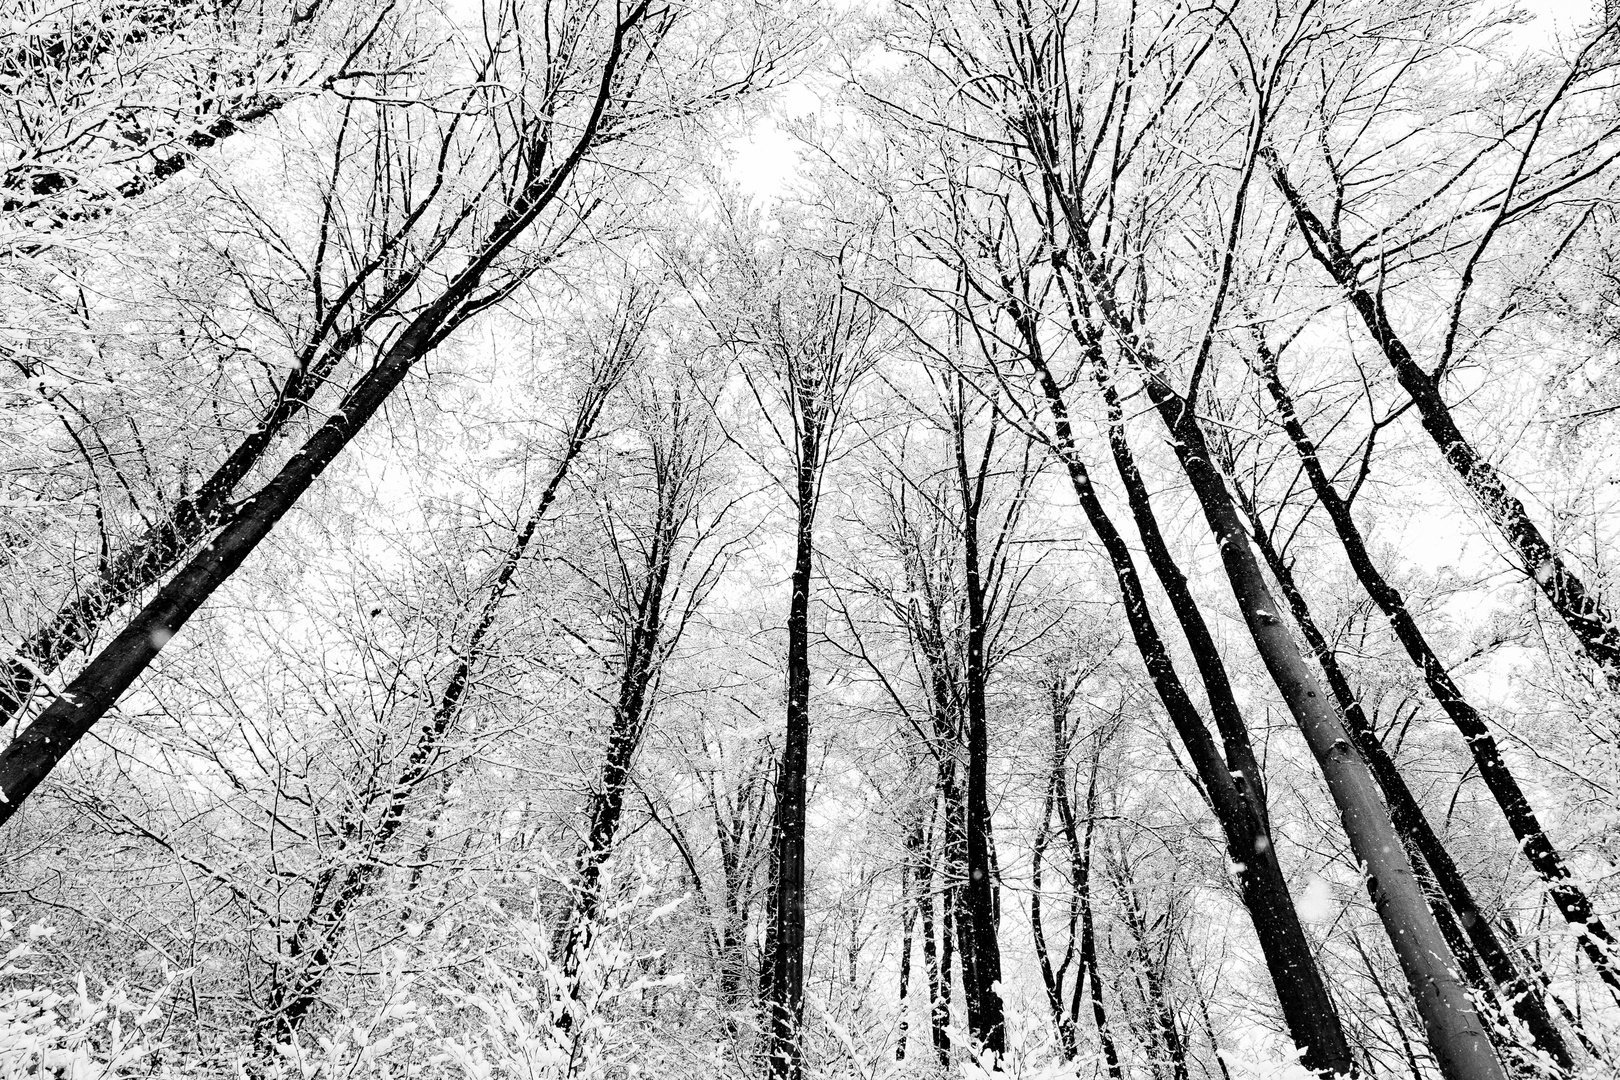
<box><xmin>728</xmin><ymin>81</ymin><xmax>822</xmax><ymax>199</ymax></box>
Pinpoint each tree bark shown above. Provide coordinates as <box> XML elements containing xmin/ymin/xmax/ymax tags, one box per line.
<box><xmin>1127</xmin><ymin>355</ymin><xmax>1505</xmax><ymax>1080</ymax></box>
<box><xmin>1236</xmin><ymin>478</ymin><xmax>1575</xmax><ymax>1072</ymax></box>
<box><xmin>764</xmin><ymin>440</ymin><xmax>817</xmax><ymax>1080</ymax></box>
<box><xmin>952</xmin><ymin>406</ymin><xmax>1006</xmax><ymax>1058</ymax></box>
<box><xmin>1031</xmin><ymin>743</ymin><xmax>1079</xmax><ymax>1061</ymax></box>
<box><xmin>255</xmin><ymin>359</ymin><xmax>608</xmax><ymax>1045</ymax></box>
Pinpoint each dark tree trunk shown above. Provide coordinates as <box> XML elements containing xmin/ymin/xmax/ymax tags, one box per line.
<box><xmin>0</xmin><ymin>9</ymin><xmax>646</xmax><ymax>818</ymax></box>
<box><xmin>953</xmin><ymin>413</ymin><xmax>1005</xmax><ymax>1058</ymax></box>
<box><xmin>1264</xmin><ymin>151</ymin><xmax>1620</xmax><ymax>691</ymax></box>
<box><xmin>764</xmin><ymin>443</ymin><xmax>818</xmax><ymax>1080</ymax></box>
<box><xmin>0</xmin><ymin>323</ymin><xmax>368</xmax><ymax>721</ymax></box>
<box><xmin>1031</xmin><ymin>760</ymin><xmax>1078</xmax><ymax>1061</ymax></box>
<box><xmin>912</xmin><ymin>804</ymin><xmax>950</xmax><ymax>1065</ymax></box>
<box><xmin>1070</xmin><ymin>742</ymin><xmax>1123</xmax><ymax>1080</ymax></box>
<box><xmin>897</xmin><ymin>818</ymin><xmax>920</xmax><ymax>1060</ymax></box>
<box><xmin>567</xmin><ymin>529</ymin><xmax>673</xmax><ymax>937</ymax></box>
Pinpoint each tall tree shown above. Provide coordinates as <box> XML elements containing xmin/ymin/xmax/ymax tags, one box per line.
<box><xmin>686</xmin><ymin>211</ymin><xmax>883</xmax><ymax>1079</ymax></box>
<box><xmin>1260</xmin><ymin>10</ymin><xmax>1620</xmax><ymax>690</ymax></box>
<box><xmin>0</xmin><ymin>0</ymin><xmax>795</xmax><ymax>825</ymax></box>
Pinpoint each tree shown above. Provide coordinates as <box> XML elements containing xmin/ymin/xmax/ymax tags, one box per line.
<box><xmin>0</xmin><ymin>0</ymin><xmax>798</xmax><ymax>825</ymax></box>
<box><xmin>1260</xmin><ymin>6</ymin><xmax>1620</xmax><ymax>690</ymax></box>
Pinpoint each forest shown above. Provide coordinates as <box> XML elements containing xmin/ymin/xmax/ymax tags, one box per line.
<box><xmin>1</xmin><ymin>0</ymin><xmax>1619</xmax><ymax>1077</ymax></box>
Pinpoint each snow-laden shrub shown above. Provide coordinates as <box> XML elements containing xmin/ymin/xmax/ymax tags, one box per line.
<box><xmin>0</xmin><ymin>871</ymin><xmax>689</xmax><ymax>1080</ymax></box>
<box><xmin>0</xmin><ymin>914</ymin><xmax>171</xmax><ymax>1079</ymax></box>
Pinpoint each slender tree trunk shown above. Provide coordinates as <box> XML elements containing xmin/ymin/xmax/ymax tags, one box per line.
<box><xmin>1264</xmin><ymin>150</ymin><xmax>1620</xmax><ymax>691</ymax></box>
<box><xmin>563</xmin><ymin>539</ymin><xmax>673</xmax><ymax>953</ymax></box>
<box><xmin>1070</xmin><ymin>736</ymin><xmax>1124</xmax><ymax>1079</ymax></box>
<box><xmin>897</xmin><ymin>815</ymin><xmax>922</xmax><ymax>1060</ymax></box>
<box><xmin>917</xmin><ymin>820</ymin><xmax>950</xmax><ymax>1065</ymax></box>
<box><xmin>764</xmin><ymin>444</ymin><xmax>818</xmax><ymax>1080</ymax></box>
<box><xmin>1255</xmin><ymin>338</ymin><xmax>1620</xmax><ymax>1006</ymax></box>
<box><xmin>1031</xmin><ymin>759</ymin><xmax>1079</xmax><ymax>1060</ymax></box>
<box><xmin>1115</xmin><ymin>872</ymin><xmax>1189</xmax><ymax>1080</ymax></box>
<box><xmin>256</xmin><ymin>408</ymin><xmax>602</xmax><ymax>1044</ymax></box>
<box><xmin>953</xmin><ymin>419</ymin><xmax>1005</xmax><ymax>1059</ymax></box>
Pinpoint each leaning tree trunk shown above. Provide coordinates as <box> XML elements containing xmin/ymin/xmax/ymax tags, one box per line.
<box><xmin>1007</xmin><ymin>296</ymin><xmax>1358</xmax><ymax>1077</ymax></box>
<box><xmin>1256</xmin><ymin>337</ymin><xmax>1620</xmax><ymax>1006</ymax></box>
<box><xmin>254</xmin><ymin>381</ymin><xmax>612</xmax><ymax>1045</ymax></box>
<box><xmin>1264</xmin><ymin>150</ymin><xmax>1620</xmax><ymax>692</ymax></box>
<box><xmin>565</xmin><ymin>534</ymin><xmax>673</xmax><ymax>942</ymax></box>
<box><xmin>1124</xmin><ymin>351</ymin><xmax>1505</xmax><ymax>1080</ymax></box>
<box><xmin>0</xmin><ymin>7</ymin><xmax>649</xmax><ymax>820</ymax></box>
<box><xmin>1233</xmin><ymin>477</ymin><xmax>1576</xmax><ymax>1072</ymax></box>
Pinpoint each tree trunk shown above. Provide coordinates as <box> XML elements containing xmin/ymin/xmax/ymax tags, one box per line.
<box><xmin>897</xmin><ymin>818</ymin><xmax>920</xmax><ymax>1060</ymax></box>
<box><xmin>1238</xmin><ymin>480</ymin><xmax>1575</xmax><ymax>1072</ymax></box>
<box><xmin>1255</xmin><ymin>336</ymin><xmax>1620</xmax><ymax>1006</ymax></box>
<box><xmin>953</xmin><ymin>415</ymin><xmax>1006</xmax><ymax>1059</ymax></box>
<box><xmin>1070</xmin><ymin>734</ymin><xmax>1124</xmax><ymax>1079</ymax></box>
<box><xmin>764</xmin><ymin>445</ymin><xmax>817</xmax><ymax>1080</ymax></box>
<box><xmin>564</xmin><ymin>530</ymin><xmax>673</xmax><ymax>943</ymax></box>
<box><xmin>1114</xmin><ymin>870</ymin><xmax>1189</xmax><ymax>1080</ymax></box>
<box><xmin>256</xmin><ymin>407</ymin><xmax>600</xmax><ymax>1044</ymax></box>
<box><xmin>0</xmin><ymin>323</ymin><xmax>366</xmax><ymax>721</ymax></box>
<box><xmin>917</xmin><ymin>819</ymin><xmax>950</xmax><ymax>1065</ymax></box>
<box><xmin>0</xmin><ymin>6</ymin><xmax>648</xmax><ymax>819</ymax></box>
<box><xmin>1264</xmin><ymin>150</ymin><xmax>1620</xmax><ymax>691</ymax></box>
<box><xmin>1129</xmin><ymin>357</ymin><xmax>1505</xmax><ymax>1080</ymax></box>
<box><xmin>1031</xmin><ymin>756</ymin><xmax>1079</xmax><ymax>1060</ymax></box>
<box><xmin>1007</xmin><ymin>297</ymin><xmax>1358</xmax><ymax>1076</ymax></box>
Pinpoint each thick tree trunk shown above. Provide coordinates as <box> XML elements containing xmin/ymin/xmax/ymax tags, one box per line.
<box><xmin>1131</xmin><ymin>360</ymin><xmax>1505</xmax><ymax>1080</ymax></box>
<box><xmin>1238</xmin><ymin>482</ymin><xmax>1576</xmax><ymax>1072</ymax></box>
<box><xmin>1264</xmin><ymin>151</ymin><xmax>1620</xmax><ymax>691</ymax></box>
<box><xmin>0</xmin><ymin>325</ymin><xmax>367</xmax><ymax>721</ymax></box>
<box><xmin>1256</xmin><ymin>340</ymin><xmax>1620</xmax><ymax>1006</ymax></box>
<box><xmin>0</xmin><ymin>6</ymin><xmax>644</xmax><ymax>814</ymax></box>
